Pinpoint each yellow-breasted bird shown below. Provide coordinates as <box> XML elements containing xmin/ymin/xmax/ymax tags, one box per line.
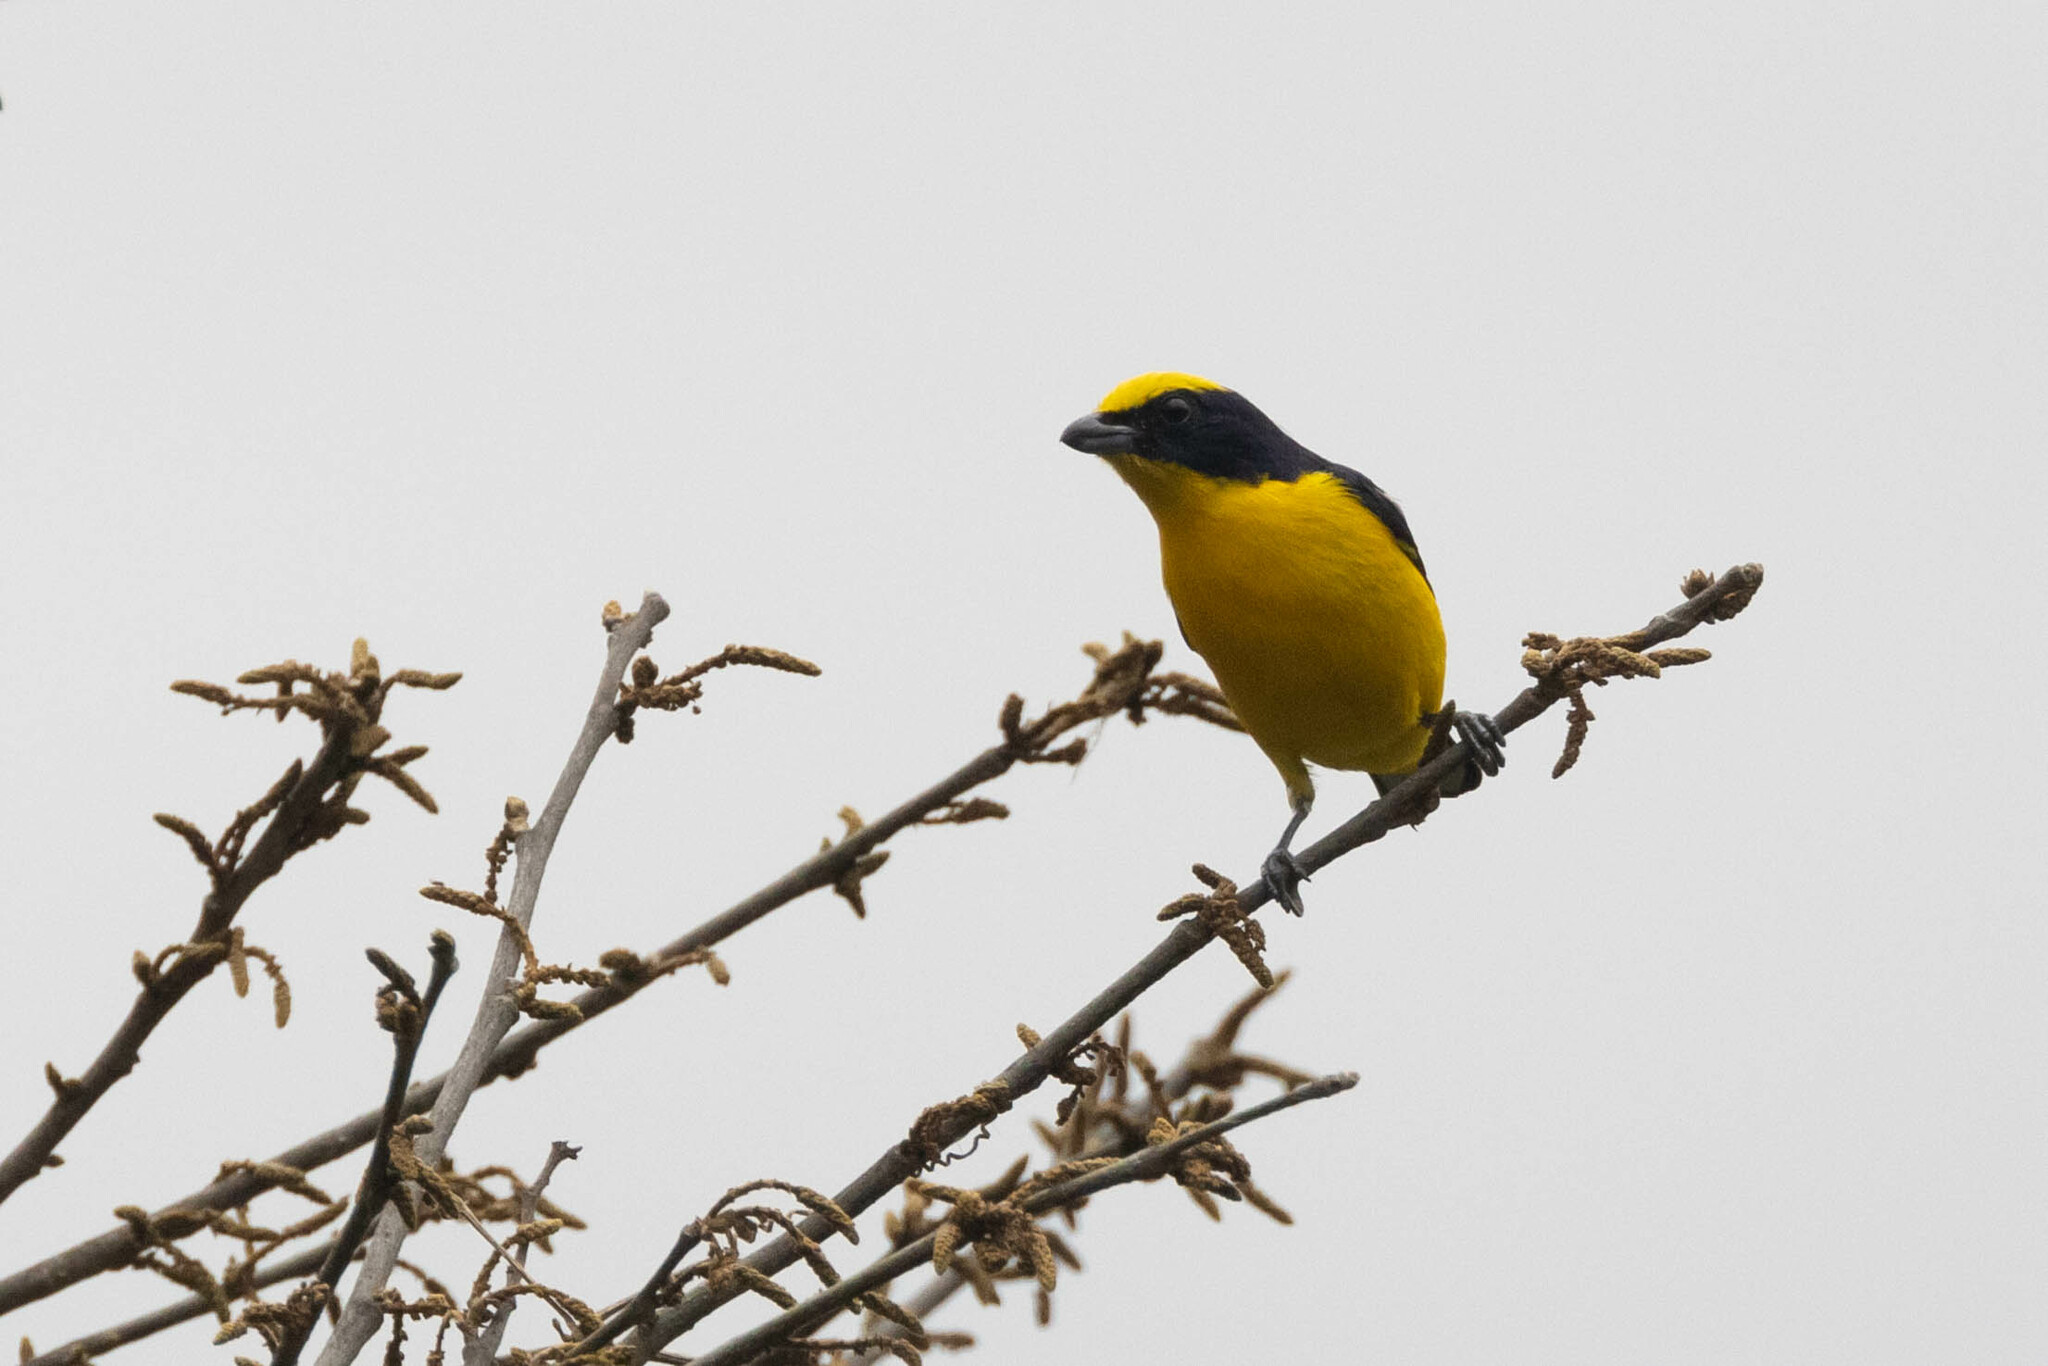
<box><xmin>1062</xmin><ymin>372</ymin><xmax>1504</xmax><ymax>915</ymax></box>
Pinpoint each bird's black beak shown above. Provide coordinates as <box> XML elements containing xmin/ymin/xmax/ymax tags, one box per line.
<box><xmin>1060</xmin><ymin>411</ymin><xmax>1139</xmax><ymax>456</ymax></box>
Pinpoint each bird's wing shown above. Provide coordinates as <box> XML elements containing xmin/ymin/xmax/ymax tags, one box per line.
<box><xmin>1322</xmin><ymin>461</ymin><xmax>1429</xmax><ymax>581</ymax></box>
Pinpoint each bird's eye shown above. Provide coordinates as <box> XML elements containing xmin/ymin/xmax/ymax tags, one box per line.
<box><xmin>1161</xmin><ymin>398</ymin><xmax>1193</xmax><ymax>425</ymax></box>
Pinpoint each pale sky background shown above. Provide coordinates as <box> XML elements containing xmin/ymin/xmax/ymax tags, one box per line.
<box><xmin>2</xmin><ymin>5</ymin><xmax>2043</xmax><ymax>1364</ymax></box>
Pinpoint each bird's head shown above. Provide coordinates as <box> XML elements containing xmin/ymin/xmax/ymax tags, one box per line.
<box><xmin>1060</xmin><ymin>373</ymin><xmax>1311</xmax><ymax>490</ymax></box>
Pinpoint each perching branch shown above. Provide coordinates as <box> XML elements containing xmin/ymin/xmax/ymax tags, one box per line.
<box><xmin>0</xmin><ymin>637</ymin><xmax>1221</xmax><ymax>1319</ymax></box>
<box><xmin>1308</xmin><ymin>561</ymin><xmax>1765</xmax><ymax>869</ymax></box>
<box><xmin>313</xmin><ymin>593</ymin><xmax>674</xmax><ymax>1365</ymax></box>
<box><xmin>0</xmin><ymin>643</ymin><xmax>458</xmax><ymax>1208</ymax></box>
<box><xmin>626</xmin><ymin>563</ymin><xmax>1764</xmax><ymax>1358</ymax></box>
<box><xmin>683</xmin><ymin>1072</ymin><xmax>1358</xmax><ymax>1366</ymax></box>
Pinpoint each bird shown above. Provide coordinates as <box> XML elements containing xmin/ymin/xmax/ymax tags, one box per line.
<box><xmin>1061</xmin><ymin>371</ymin><xmax>1504</xmax><ymax>915</ymax></box>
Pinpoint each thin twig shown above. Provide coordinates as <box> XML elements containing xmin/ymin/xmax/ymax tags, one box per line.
<box><xmin>313</xmin><ymin>593</ymin><xmax>672</xmax><ymax>1365</ymax></box>
<box><xmin>270</xmin><ymin>934</ymin><xmax>459</xmax><ymax>1366</ymax></box>
<box><xmin>684</xmin><ymin>1074</ymin><xmax>1358</xmax><ymax>1366</ymax></box>
<box><xmin>587</xmin><ymin>1222</ymin><xmax>707</xmax><ymax>1353</ymax></box>
<box><xmin>464</xmin><ymin>1141</ymin><xmax>582</xmax><ymax>1366</ymax></box>
<box><xmin>431</xmin><ymin>1173</ymin><xmax>589</xmax><ymax>1332</ymax></box>
<box><xmin>631</xmin><ymin>564</ymin><xmax>1765</xmax><ymax>1358</ymax></box>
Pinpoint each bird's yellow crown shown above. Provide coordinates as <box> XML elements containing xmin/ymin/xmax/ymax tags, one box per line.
<box><xmin>1096</xmin><ymin>372</ymin><xmax>1228</xmax><ymax>414</ymax></box>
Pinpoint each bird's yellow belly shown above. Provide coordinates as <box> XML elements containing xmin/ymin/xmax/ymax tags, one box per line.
<box><xmin>1143</xmin><ymin>469</ymin><xmax>1447</xmax><ymax>781</ymax></box>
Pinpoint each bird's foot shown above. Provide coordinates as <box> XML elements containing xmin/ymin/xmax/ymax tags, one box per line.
<box><xmin>1452</xmin><ymin>709</ymin><xmax>1507</xmax><ymax>779</ymax></box>
<box><xmin>1261</xmin><ymin>847</ymin><xmax>1310</xmax><ymax>917</ymax></box>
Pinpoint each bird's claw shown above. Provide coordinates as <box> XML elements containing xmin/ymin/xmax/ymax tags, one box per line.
<box><xmin>1452</xmin><ymin>709</ymin><xmax>1507</xmax><ymax>779</ymax></box>
<box><xmin>1261</xmin><ymin>848</ymin><xmax>1310</xmax><ymax>917</ymax></box>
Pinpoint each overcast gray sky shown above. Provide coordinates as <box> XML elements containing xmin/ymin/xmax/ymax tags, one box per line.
<box><xmin>2</xmin><ymin>5</ymin><xmax>2043</xmax><ymax>1363</ymax></box>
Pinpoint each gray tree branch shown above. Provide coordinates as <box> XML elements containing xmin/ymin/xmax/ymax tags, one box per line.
<box><xmin>311</xmin><ymin>593</ymin><xmax>672</xmax><ymax>1365</ymax></box>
